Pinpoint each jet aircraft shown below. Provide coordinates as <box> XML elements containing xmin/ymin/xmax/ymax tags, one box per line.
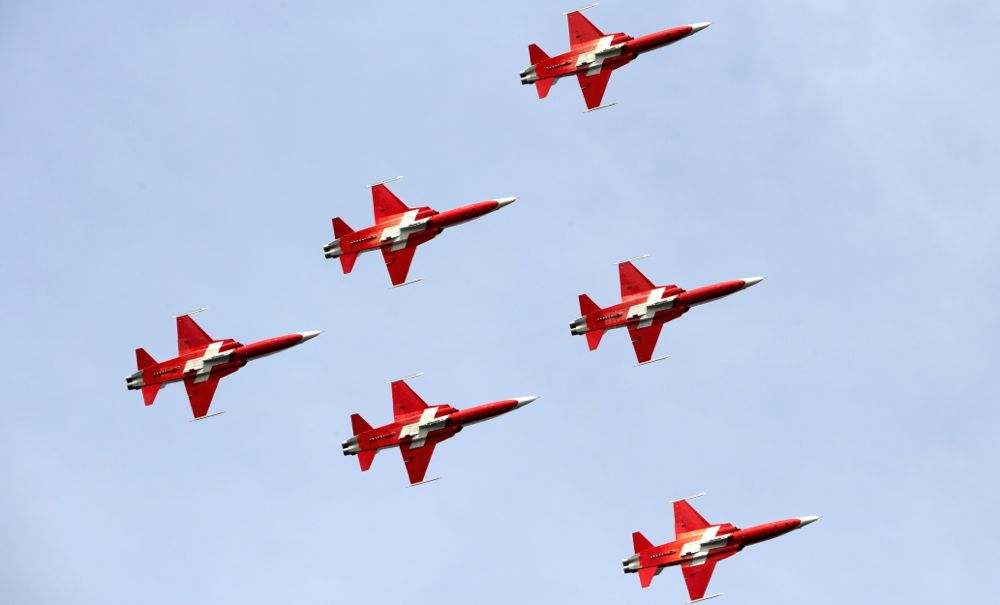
<box><xmin>323</xmin><ymin>178</ymin><xmax>516</xmax><ymax>287</ymax></box>
<box><xmin>125</xmin><ymin>309</ymin><xmax>320</xmax><ymax>419</ymax></box>
<box><xmin>623</xmin><ymin>494</ymin><xmax>819</xmax><ymax>602</ymax></box>
<box><xmin>520</xmin><ymin>4</ymin><xmax>710</xmax><ymax>110</ymax></box>
<box><xmin>570</xmin><ymin>257</ymin><xmax>763</xmax><ymax>364</ymax></box>
<box><xmin>342</xmin><ymin>376</ymin><xmax>536</xmax><ymax>485</ymax></box>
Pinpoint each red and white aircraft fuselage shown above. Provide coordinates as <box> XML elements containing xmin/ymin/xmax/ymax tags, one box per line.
<box><xmin>126</xmin><ymin>310</ymin><xmax>320</xmax><ymax>419</ymax></box>
<box><xmin>570</xmin><ymin>259</ymin><xmax>763</xmax><ymax>364</ymax></box>
<box><xmin>342</xmin><ymin>378</ymin><xmax>536</xmax><ymax>485</ymax></box>
<box><xmin>324</xmin><ymin>179</ymin><xmax>516</xmax><ymax>286</ymax></box>
<box><xmin>623</xmin><ymin>495</ymin><xmax>819</xmax><ymax>602</ymax></box>
<box><xmin>520</xmin><ymin>7</ymin><xmax>710</xmax><ymax>110</ymax></box>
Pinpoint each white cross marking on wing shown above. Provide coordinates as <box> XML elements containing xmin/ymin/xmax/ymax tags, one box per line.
<box><xmin>576</xmin><ymin>35</ymin><xmax>622</xmax><ymax>76</ymax></box>
<box><xmin>182</xmin><ymin>342</ymin><xmax>232</xmax><ymax>383</ymax></box>
<box><xmin>680</xmin><ymin>526</ymin><xmax>730</xmax><ymax>566</ymax></box>
<box><xmin>626</xmin><ymin>287</ymin><xmax>667</xmax><ymax>328</ymax></box>
<box><xmin>399</xmin><ymin>407</ymin><xmax>450</xmax><ymax>449</ymax></box>
<box><xmin>380</xmin><ymin>210</ymin><xmax>429</xmax><ymax>252</ymax></box>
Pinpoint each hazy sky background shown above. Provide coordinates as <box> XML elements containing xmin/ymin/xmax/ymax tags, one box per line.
<box><xmin>2</xmin><ymin>1</ymin><xmax>998</xmax><ymax>603</ymax></box>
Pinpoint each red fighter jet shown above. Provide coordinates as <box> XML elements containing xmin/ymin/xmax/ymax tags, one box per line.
<box><xmin>125</xmin><ymin>309</ymin><xmax>320</xmax><ymax>420</ymax></box>
<box><xmin>623</xmin><ymin>494</ymin><xmax>820</xmax><ymax>602</ymax></box>
<box><xmin>519</xmin><ymin>4</ymin><xmax>710</xmax><ymax>110</ymax></box>
<box><xmin>323</xmin><ymin>177</ymin><xmax>516</xmax><ymax>287</ymax></box>
<box><xmin>342</xmin><ymin>375</ymin><xmax>536</xmax><ymax>485</ymax></box>
<box><xmin>570</xmin><ymin>257</ymin><xmax>763</xmax><ymax>365</ymax></box>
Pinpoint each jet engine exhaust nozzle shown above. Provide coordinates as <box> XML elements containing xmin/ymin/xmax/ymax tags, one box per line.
<box><xmin>341</xmin><ymin>436</ymin><xmax>360</xmax><ymax>456</ymax></box>
<box><xmin>569</xmin><ymin>317</ymin><xmax>589</xmax><ymax>335</ymax></box>
<box><xmin>125</xmin><ymin>371</ymin><xmax>145</xmax><ymax>390</ymax></box>
<box><xmin>323</xmin><ymin>240</ymin><xmax>342</xmax><ymax>259</ymax></box>
<box><xmin>622</xmin><ymin>554</ymin><xmax>640</xmax><ymax>573</ymax></box>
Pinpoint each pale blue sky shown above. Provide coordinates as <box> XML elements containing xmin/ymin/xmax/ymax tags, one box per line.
<box><xmin>2</xmin><ymin>1</ymin><xmax>998</xmax><ymax>603</ymax></box>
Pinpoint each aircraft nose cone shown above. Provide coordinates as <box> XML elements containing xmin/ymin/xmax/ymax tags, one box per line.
<box><xmin>298</xmin><ymin>330</ymin><xmax>322</xmax><ymax>342</ymax></box>
<box><xmin>689</xmin><ymin>22</ymin><xmax>712</xmax><ymax>34</ymax></box>
<box><xmin>797</xmin><ymin>515</ymin><xmax>821</xmax><ymax>527</ymax></box>
<box><xmin>514</xmin><ymin>396</ymin><xmax>537</xmax><ymax>409</ymax></box>
<box><xmin>496</xmin><ymin>196</ymin><xmax>517</xmax><ymax>208</ymax></box>
<box><xmin>741</xmin><ymin>276</ymin><xmax>765</xmax><ymax>289</ymax></box>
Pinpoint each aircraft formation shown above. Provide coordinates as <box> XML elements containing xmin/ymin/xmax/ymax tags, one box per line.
<box><xmin>125</xmin><ymin>5</ymin><xmax>817</xmax><ymax>602</ymax></box>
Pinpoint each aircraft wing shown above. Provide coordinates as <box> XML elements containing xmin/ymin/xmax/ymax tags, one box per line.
<box><xmin>567</xmin><ymin>9</ymin><xmax>604</xmax><ymax>47</ymax></box>
<box><xmin>627</xmin><ymin>322</ymin><xmax>663</xmax><ymax>364</ymax></box>
<box><xmin>372</xmin><ymin>183</ymin><xmax>410</xmax><ymax>221</ymax></box>
<box><xmin>184</xmin><ymin>374</ymin><xmax>221</xmax><ymax>419</ymax></box>
<box><xmin>176</xmin><ymin>314</ymin><xmax>214</xmax><ymax>354</ymax></box>
<box><xmin>391</xmin><ymin>379</ymin><xmax>429</xmax><ymax>421</ymax></box>
<box><xmin>381</xmin><ymin>245</ymin><xmax>418</xmax><ymax>286</ymax></box>
<box><xmin>577</xmin><ymin>69</ymin><xmax>614</xmax><ymax>110</ymax></box>
<box><xmin>674</xmin><ymin>499</ymin><xmax>712</xmax><ymax>535</ymax></box>
<box><xmin>682</xmin><ymin>557</ymin><xmax>719</xmax><ymax>602</ymax></box>
<box><xmin>619</xmin><ymin>261</ymin><xmax>656</xmax><ymax>298</ymax></box>
<box><xmin>400</xmin><ymin>441</ymin><xmax>437</xmax><ymax>485</ymax></box>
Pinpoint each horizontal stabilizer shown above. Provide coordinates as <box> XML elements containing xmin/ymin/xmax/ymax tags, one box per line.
<box><xmin>638</xmin><ymin>566</ymin><xmax>658</xmax><ymax>589</ymax></box>
<box><xmin>141</xmin><ymin>384</ymin><xmax>160</xmax><ymax>406</ymax></box>
<box><xmin>358</xmin><ymin>450</ymin><xmax>377</xmax><ymax>472</ymax></box>
<box><xmin>528</xmin><ymin>43</ymin><xmax>550</xmax><ymax>65</ymax></box>
<box><xmin>585</xmin><ymin>329</ymin><xmax>604</xmax><ymax>351</ymax></box>
<box><xmin>632</xmin><ymin>531</ymin><xmax>654</xmax><ymax>553</ymax></box>
<box><xmin>332</xmin><ymin>217</ymin><xmax>353</xmax><ymax>239</ymax></box>
<box><xmin>135</xmin><ymin>347</ymin><xmax>157</xmax><ymax>371</ymax></box>
<box><xmin>535</xmin><ymin>78</ymin><xmax>555</xmax><ymax>99</ymax></box>
<box><xmin>340</xmin><ymin>252</ymin><xmax>359</xmax><ymax>274</ymax></box>
<box><xmin>351</xmin><ymin>413</ymin><xmax>373</xmax><ymax>435</ymax></box>
<box><xmin>578</xmin><ymin>293</ymin><xmax>600</xmax><ymax>316</ymax></box>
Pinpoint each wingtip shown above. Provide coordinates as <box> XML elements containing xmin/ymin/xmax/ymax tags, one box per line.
<box><xmin>175</xmin><ymin>306</ymin><xmax>208</xmax><ymax>318</ymax></box>
<box><xmin>671</xmin><ymin>492</ymin><xmax>706</xmax><ymax>503</ymax></box>
<box><xmin>387</xmin><ymin>372</ymin><xmax>424</xmax><ymax>384</ymax></box>
<box><xmin>564</xmin><ymin>2</ymin><xmax>598</xmax><ymax>15</ymax></box>
<box><xmin>371</xmin><ymin>176</ymin><xmax>403</xmax><ymax>187</ymax></box>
